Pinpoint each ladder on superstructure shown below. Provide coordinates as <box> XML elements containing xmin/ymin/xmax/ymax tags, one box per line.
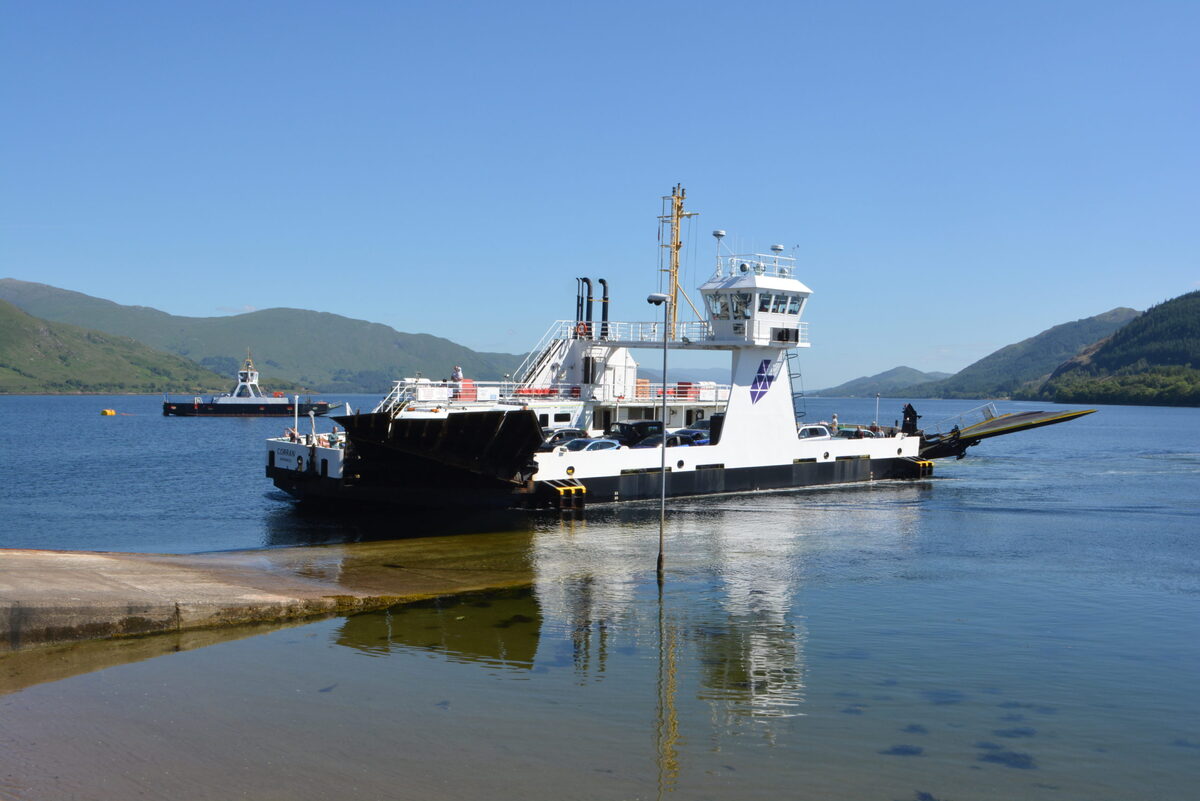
<box><xmin>786</xmin><ymin>351</ymin><xmax>807</xmax><ymax>420</ymax></box>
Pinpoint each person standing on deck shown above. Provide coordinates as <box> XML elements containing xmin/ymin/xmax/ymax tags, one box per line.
<box><xmin>451</xmin><ymin>365</ymin><xmax>464</xmax><ymax>382</ymax></box>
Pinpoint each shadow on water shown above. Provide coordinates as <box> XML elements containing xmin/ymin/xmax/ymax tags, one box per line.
<box><xmin>259</xmin><ymin>497</ymin><xmax>539</xmax><ymax>549</ymax></box>
<box><xmin>0</xmin><ymin>618</ymin><xmax>318</xmax><ymax>697</ymax></box>
<box><xmin>258</xmin><ymin>478</ymin><xmax>939</xmax><ymax>551</ymax></box>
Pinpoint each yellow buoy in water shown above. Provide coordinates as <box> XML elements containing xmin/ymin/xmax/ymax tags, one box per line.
<box><xmin>100</xmin><ymin>409</ymin><xmax>117</xmax><ymax>416</ymax></box>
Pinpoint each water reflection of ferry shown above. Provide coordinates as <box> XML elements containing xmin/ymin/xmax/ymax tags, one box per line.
<box><xmin>329</xmin><ymin>487</ymin><xmax>924</xmax><ymax>735</ymax></box>
<box><xmin>336</xmin><ymin>588</ymin><xmax>541</xmax><ymax>669</ymax></box>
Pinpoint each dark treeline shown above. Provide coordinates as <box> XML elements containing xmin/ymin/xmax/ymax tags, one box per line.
<box><xmin>1030</xmin><ymin>291</ymin><xmax>1200</xmax><ymax>406</ymax></box>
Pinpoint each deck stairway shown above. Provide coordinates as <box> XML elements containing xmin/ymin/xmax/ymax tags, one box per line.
<box><xmin>514</xmin><ymin>324</ymin><xmax>571</xmax><ymax>386</ymax></box>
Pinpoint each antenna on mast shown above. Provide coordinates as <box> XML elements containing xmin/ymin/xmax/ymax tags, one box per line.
<box><xmin>713</xmin><ymin>230</ymin><xmax>726</xmax><ymax>276</ymax></box>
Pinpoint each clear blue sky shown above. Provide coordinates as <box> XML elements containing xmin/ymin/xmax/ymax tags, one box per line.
<box><xmin>3</xmin><ymin>1</ymin><xmax>1196</xmax><ymax>388</ymax></box>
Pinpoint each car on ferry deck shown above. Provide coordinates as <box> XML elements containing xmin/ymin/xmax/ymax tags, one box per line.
<box><xmin>633</xmin><ymin>433</ymin><xmax>695</xmax><ymax>449</ymax></box>
<box><xmin>605</xmin><ymin>420</ymin><xmax>664</xmax><ymax>447</ymax></box>
<box><xmin>837</xmin><ymin>426</ymin><xmax>881</xmax><ymax>439</ymax></box>
<box><xmin>562</xmin><ymin>437</ymin><xmax>622</xmax><ymax>453</ymax></box>
<box><xmin>539</xmin><ymin>427</ymin><xmax>589</xmax><ymax>451</ymax></box>
<box><xmin>672</xmin><ymin>429</ymin><xmax>711</xmax><ymax>445</ymax></box>
<box><xmin>797</xmin><ymin>425</ymin><xmax>832</xmax><ymax>440</ymax></box>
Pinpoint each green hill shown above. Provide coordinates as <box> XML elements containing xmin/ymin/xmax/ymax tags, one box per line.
<box><xmin>1031</xmin><ymin>291</ymin><xmax>1200</xmax><ymax>406</ymax></box>
<box><xmin>0</xmin><ymin>279</ymin><xmax>525</xmax><ymax>393</ymax></box>
<box><xmin>0</xmin><ymin>299</ymin><xmax>230</xmax><ymax>394</ymax></box>
<box><xmin>811</xmin><ymin>366</ymin><xmax>952</xmax><ymax>397</ymax></box>
<box><xmin>905</xmin><ymin>307</ymin><xmax>1140</xmax><ymax>399</ymax></box>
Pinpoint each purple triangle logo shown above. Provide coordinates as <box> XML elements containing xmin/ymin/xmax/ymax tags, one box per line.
<box><xmin>750</xmin><ymin>359</ymin><xmax>774</xmax><ymax>404</ymax></box>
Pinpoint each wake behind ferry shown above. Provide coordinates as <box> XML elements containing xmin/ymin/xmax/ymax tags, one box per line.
<box><xmin>265</xmin><ymin>187</ymin><xmax>1092</xmax><ymax>509</ymax></box>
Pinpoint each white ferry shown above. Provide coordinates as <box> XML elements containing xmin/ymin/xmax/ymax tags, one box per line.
<box><xmin>164</xmin><ymin>355</ymin><xmax>333</xmax><ymax>417</ymax></box>
<box><xmin>265</xmin><ymin>187</ymin><xmax>1092</xmax><ymax>509</ymax></box>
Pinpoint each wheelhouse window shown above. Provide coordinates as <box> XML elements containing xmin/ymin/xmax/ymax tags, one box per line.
<box><xmin>705</xmin><ymin>293</ymin><xmax>731</xmax><ymax>320</ymax></box>
<box><xmin>755</xmin><ymin>293</ymin><xmax>797</xmax><ymax>314</ymax></box>
<box><xmin>731</xmin><ymin>292</ymin><xmax>753</xmax><ymax>319</ymax></box>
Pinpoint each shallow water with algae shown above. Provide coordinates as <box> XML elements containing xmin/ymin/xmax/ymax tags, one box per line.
<box><xmin>1</xmin><ymin>395</ymin><xmax>1198</xmax><ymax>799</ymax></box>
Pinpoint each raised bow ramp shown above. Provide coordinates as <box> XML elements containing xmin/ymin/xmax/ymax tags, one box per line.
<box><xmin>918</xmin><ymin>406</ymin><xmax>1096</xmax><ymax>460</ymax></box>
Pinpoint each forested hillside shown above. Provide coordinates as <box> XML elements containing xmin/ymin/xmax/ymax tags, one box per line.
<box><xmin>0</xmin><ymin>300</ymin><xmax>229</xmax><ymax>393</ymax></box>
<box><xmin>1031</xmin><ymin>291</ymin><xmax>1200</xmax><ymax>406</ymax></box>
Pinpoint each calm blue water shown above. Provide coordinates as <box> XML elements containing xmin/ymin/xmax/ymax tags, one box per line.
<box><xmin>2</xmin><ymin>395</ymin><xmax>1199</xmax><ymax>799</ymax></box>
<box><xmin>0</xmin><ymin>394</ymin><xmax>384</xmax><ymax>553</ymax></box>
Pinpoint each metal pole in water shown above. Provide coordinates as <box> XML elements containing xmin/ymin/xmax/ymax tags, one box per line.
<box><xmin>648</xmin><ymin>293</ymin><xmax>670</xmax><ymax>583</ymax></box>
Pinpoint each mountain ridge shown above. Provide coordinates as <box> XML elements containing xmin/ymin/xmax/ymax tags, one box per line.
<box><xmin>811</xmin><ymin>366</ymin><xmax>953</xmax><ymax>397</ymax></box>
<box><xmin>901</xmin><ymin>307</ymin><xmax>1140</xmax><ymax>399</ymax></box>
<box><xmin>0</xmin><ymin>278</ymin><xmax>525</xmax><ymax>393</ymax></box>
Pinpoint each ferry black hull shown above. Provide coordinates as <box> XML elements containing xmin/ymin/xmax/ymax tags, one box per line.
<box><xmin>267</xmin><ymin>454</ymin><xmax>928</xmax><ymax>510</ymax></box>
<box><xmin>267</xmin><ymin>408</ymin><xmax>931</xmax><ymax>509</ymax></box>
<box><xmin>560</xmin><ymin>456</ymin><xmax>925</xmax><ymax>506</ymax></box>
<box><xmin>164</xmin><ymin>402</ymin><xmax>332</xmax><ymax>417</ymax></box>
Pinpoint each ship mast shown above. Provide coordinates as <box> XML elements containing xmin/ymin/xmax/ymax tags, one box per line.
<box><xmin>659</xmin><ymin>184</ymin><xmax>698</xmax><ymax>338</ymax></box>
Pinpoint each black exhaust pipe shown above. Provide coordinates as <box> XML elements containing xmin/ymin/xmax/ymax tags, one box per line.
<box><xmin>598</xmin><ymin>278</ymin><xmax>609</xmax><ymax>339</ymax></box>
<box><xmin>581</xmin><ymin>277</ymin><xmax>593</xmax><ymax>339</ymax></box>
<box><xmin>575</xmin><ymin>278</ymin><xmax>583</xmax><ymax>327</ymax></box>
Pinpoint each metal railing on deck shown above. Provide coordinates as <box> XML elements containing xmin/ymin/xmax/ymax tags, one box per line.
<box><xmin>749</xmin><ymin>319</ymin><xmax>810</xmax><ymax>345</ymax></box>
<box><xmin>373</xmin><ymin>377</ymin><xmax>731</xmax><ymax>414</ymax></box>
<box><xmin>587</xmin><ymin>319</ymin><xmax>713</xmax><ymax>343</ymax></box>
<box><xmin>523</xmin><ymin>319</ymin><xmax>716</xmax><ymax>347</ymax></box>
<box><xmin>923</xmin><ymin>402</ymin><xmax>999</xmax><ymax>436</ymax></box>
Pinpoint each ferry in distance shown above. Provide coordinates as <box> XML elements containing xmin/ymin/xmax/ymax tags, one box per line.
<box><xmin>265</xmin><ymin>186</ymin><xmax>1093</xmax><ymax>508</ymax></box>
<box><xmin>164</xmin><ymin>355</ymin><xmax>333</xmax><ymax>417</ymax></box>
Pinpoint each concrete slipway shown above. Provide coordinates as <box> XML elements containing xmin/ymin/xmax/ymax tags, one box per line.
<box><xmin>1</xmin><ymin>530</ymin><xmax>537</xmax><ymax>655</ymax></box>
